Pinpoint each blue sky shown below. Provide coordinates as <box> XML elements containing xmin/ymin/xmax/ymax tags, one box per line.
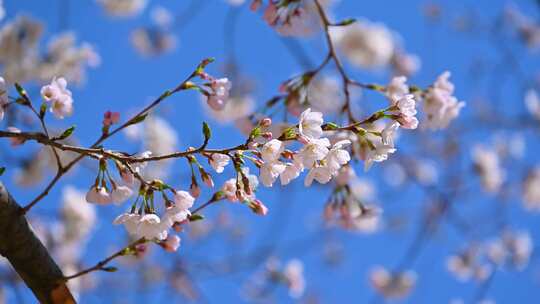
<box><xmin>2</xmin><ymin>0</ymin><xmax>540</xmax><ymax>303</ymax></box>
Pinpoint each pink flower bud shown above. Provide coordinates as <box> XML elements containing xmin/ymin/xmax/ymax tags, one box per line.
<box><xmin>202</xmin><ymin>172</ymin><xmax>214</xmax><ymax>188</ymax></box>
<box><xmin>260</xmin><ymin>117</ymin><xmax>272</xmax><ymax>127</ymax></box>
<box><xmin>173</xmin><ymin>222</ymin><xmax>184</xmax><ymax>233</ymax></box>
<box><xmin>160</xmin><ymin>235</ymin><xmax>181</xmax><ymax>253</ymax></box>
<box><xmin>397</xmin><ymin>115</ymin><xmax>419</xmax><ymax>129</ymax></box>
<box><xmin>262</xmin><ymin>132</ymin><xmax>273</xmax><ymax>140</ymax></box>
<box><xmin>249</xmin><ymin>199</ymin><xmax>268</xmax><ymax>216</ymax></box>
<box><xmin>190</xmin><ymin>182</ymin><xmax>201</xmax><ymax>198</ymax></box>
<box><xmin>103</xmin><ymin>111</ymin><xmax>120</xmax><ymax>126</ymax></box>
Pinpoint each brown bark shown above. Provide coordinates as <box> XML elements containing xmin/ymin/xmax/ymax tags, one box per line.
<box><xmin>0</xmin><ymin>182</ymin><xmax>75</xmax><ymax>304</ymax></box>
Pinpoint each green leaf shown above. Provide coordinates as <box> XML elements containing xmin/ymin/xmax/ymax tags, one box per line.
<box><xmin>101</xmin><ymin>266</ymin><xmax>118</xmax><ymax>272</ymax></box>
<box><xmin>128</xmin><ymin>113</ymin><xmax>148</xmax><ymax>126</ymax></box>
<box><xmin>334</xmin><ymin>18</ymin><xmax>356</xmax><ymax>26</ymax></box>
<box><xmin>39</xmin><ymin>103</ymin><xmax>47</xmax><ymax>119</ymax></box>
<box><xmin>14</xmin><ymin>83</ymin><xmax>30</xmax><ymax>105</ymax></box>
<box><xmin>249</xmin><ymin>126</ymin><xmax>261</xmax><ymax>139</ymax></box>
<box><xmin>189</xmin><ymin>214</ymin><xmax>204</xmax><ymax>222</ymax></box>
<box><xmin>324</xmin><ymin>122</ymin><xmax>339</xmax><ymax>130</ymax></box>
<box><xmin>202</xmin><ymin>122</ymin><xmax>211</xmax><ymax>143</ymax></box>
<box><xmin>57</xmin><ymin>125</ymin><xmax>75</xmax><ymax>140</ymax></box>
<box><xmin>278</xmin><ymin>127</ymin><xmax>297</xmax><ymax>141</ymax></box>
<box><xmin>195</xmin><ymin>57</ymin><xmax>215</xmax><ymax>75</ymax></box>
<box><xmin>14</xmin><ymin>83</ymin><xmax>26</xmax><ymax>97</ymax></box>
<box><xmin>0</xmin><ymin>167</ymin><xmax>5</xmax><ymax>176</ymax></box>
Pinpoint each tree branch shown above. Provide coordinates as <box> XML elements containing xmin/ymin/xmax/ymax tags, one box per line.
<box><xmin>0</xmin><ymin>182</ymin><xmax>75</xmax><ymax>304</ymax></box>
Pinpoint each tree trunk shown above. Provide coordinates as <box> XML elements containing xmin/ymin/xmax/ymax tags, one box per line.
<box><xmin>0</xmin><ymin>182</ymin><xmax>75</xmax><ymax>304</ymax></box>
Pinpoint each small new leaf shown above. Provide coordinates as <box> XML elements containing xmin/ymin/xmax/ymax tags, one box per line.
<box><xmin>334</xmin><ymin>18</ymin><xmax>356</xmax><ymax>26</ymax></box>
<box><xmin>0</xmin><ymin>167</ymin><xmax>5</xmax><ymax>176</ymax></box>
<box><xmin>128</xmin><ymin>113</ymin><xmax>148</xmax><ymax>126</ymax></box>
<box><xmin>189</xmin><ymin>214</ymin><xmax>204</xmax><ymax>222</ymax></box>
<box><xmin>202</xmin><ymin>122</ymin><xmax>211</xmax><ymax>143</ymax></box>
<box><xmin>39</xmin><ymin>103</ymin><xmax>47</xmax><ymax>119</ymax></box>
<box><xmin>101</xmin><ymin>266</ymin><xmax>118</xmax><ymax>272</ymax></box>
<box><xmin>57</xmin><ymin>125</ymin><xmax>75</xmax><ymax>140</ymax></box>
<box><xmin>323</xmin><ymin>122</ymin><xmax>339</xmax><ymax>130</ymax></box>
<box><xmin>249</xmin><ymin>126</ymin><xmax>261</xmax><ymax>139</ymax></box>
<box><xmin>14</xmin><ymin>83</ymin><xmax>31</xmax><ymax>105</ymax></box>
<box><xmin>278</xmin><ymin>127</ymin><xmax>297</xmax><ymax>141</ymax></box>
<box><xmin>195</xmin><ymin>57</ymin><xmax>215</xmax><ymax>75</ymax></box>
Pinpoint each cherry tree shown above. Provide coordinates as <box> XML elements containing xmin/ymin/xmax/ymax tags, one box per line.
<box><xmin>0</xmin><ymin>0</ymin><xmax>539</xmax><ymax>303</ymax></box>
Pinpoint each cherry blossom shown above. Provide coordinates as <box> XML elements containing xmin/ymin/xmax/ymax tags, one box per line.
<box><xmin>40</xmin><ymin>77</ymin><xmax>74</xmax><ymax>119</ymax></box>
<box><xmin>369</xmin><ymin>266</ymin><xmax>416</xmax><ymax>299</ymax></box>
<box><xmin>173</xmin><ymin>190</ymin><xmax>195</xmax><ymax>211</ymax></box>
<box><xmin>299</xmin><ymin>108</ymin><xmax>324</xmax><ymax>139</ymax></box>
<box><xmin>284</xmin><ymin>259</ymin><xmax>305</xmax><ymax>298</ymax></box>
<box><xmin>137</xmin><ymin>213</ymin><xmax>168</xmax><ymax>240</ymax></box>
<box><xmin>85</xmin><ymin>186</ymin><xmax>113</xmax><ymax>205</ymax></box>
<box><xmin>423</xmin><ymin>71</ymin><xmax>465</xmax><ymax>130</ymax></box>
<box><xmin>113</xmin><ymin>213</ymin><xmax>141</xmax><ymax>236</ymax></box>
<box><xmin>160</xmin><ymin>235</ymin><xmax>181</xmax><ymax>252</ymax></box>
<box><xmin>110</xmin><ymin>185</ymin><xmax>133</xmax><ymax>204</ymax></box>
<box><xmin>331</xmin><ymin>19</ymin><xmax>395</xmax><ymax>69</ymax></box>
<box><xmin>207</xmin><ymin>78</ymin><xmax>232</xmax><ymax>111</ymax></box>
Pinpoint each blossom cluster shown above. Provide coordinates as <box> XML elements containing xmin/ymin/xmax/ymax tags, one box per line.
<box><xmin>244</xmin><ymin>257</ymin><xmax>306</xmax><ymax>299</ymax></box>
<box><xmin>0</xmin><ymin>16</ymin><xmax>99</xmax><ymax>84</ymax></box>
<box><xmin>40</xmin><ymin>77</ymin><xmax>74</xmax><ymax>119</ymax></box>
<box><xmin>253</xmin><ymin>0</ymin><xmax>324</xmax><ymax>37</ymax></box>
<box><xmin>422</xmin><ymin>71</ymin><xmax>465</xmax><ymax>130</ymax></box>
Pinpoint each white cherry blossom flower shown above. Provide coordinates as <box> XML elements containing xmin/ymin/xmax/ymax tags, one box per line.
<box><xmin>304</xmin><ymin>166</ymin><xmax>333</xmax><ymax>186</ymax></box>
<box><xmin>173</xmin><ymin>190</ymin><xmax>195</xmax><ymax>210</ymax></box>
<box><xmin>363</xmin><ymin>122</ymin><xmax>398</xmax><ymax>170</ymax></box>
<box><xmin>137</xmin><ymin>213</ymin><xmax>168</xmax><ymax>240</ymax></box>
<box><xmin>280</xmin><ymin>155</ymin><xmax>304</xmax><ymax>185</ymax></box>
<box><xmin>331</xmin><ymin>19</ymin><xmax>395</xmax><ymax>69</ymax></box>
<box><xmin>423</xmin><ymin>71</ymin><xmax>465</xmax><ymax>130</ymax></box>
<box><xmin>397</xmin><ymin>94</ymin><xmax>417</xmax><ymax>117</ymax></box>
<box><xmin>111</xmin><ymin>185</ymin><xmax>133</xmax><ymax>204</ymax></box>
<box><xmin>325</xmin><ymin>140</ymin><xmax>351</xmax><ymax>173</ymax></box>
<box><xmin>260</xmin><ymin>161</ymin><xmax>286</xmax><ymax>187</ymax></box>
<box><xmin>222</xmin><ymin>168</ymin><xmax>259</xmax><ymax>202</ymax></box>
<box><xmin>284</xmin><ymin>259</ymin><xmax>305</xmax><ymax>298</ymax></box>
<box><xmin>85</xmin><ymin>186</ymin><xmax>113</xmax><ymax>205</ymax></box>
<box><xmin>386</xmin><ymin>76</ymin><xmax>409</xmax><ymax>102</ymax></box>
<box><xmin>40</xmin><ymin>77</ymin><xmax>74</xmax><ymax>119</ymax></box>
<box><xmin>113</xmin><ymin>213</ymin><xmax>141</xmax><ymax>236</ymax></box>
<box><xmin>163</xmin><ymin>205</ymin><xmax>191</xmax><ymax>227</ymax></box>
<box><xmin>207</xmin><ymin>78</ymin><xmax>231</xmax><ymax>111</ymax></box>
<box><xmin>299</xmin><ymin>108</ymin><xmax>324</xmax><ymax>139</ymax></box>
<box><xmin>208</xmin><ymin>153</ymin><xmax>231</xmax><ymax>173</ymax></box>
<box><xmin>261</xmin><ymin>139</ymin><xmax>285</xmax><ymax>162</ymax></box>
<box><xmin>298</xmin><ymin>137</ymin><xmax>331</xmax><ymax>168</ymax></box>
